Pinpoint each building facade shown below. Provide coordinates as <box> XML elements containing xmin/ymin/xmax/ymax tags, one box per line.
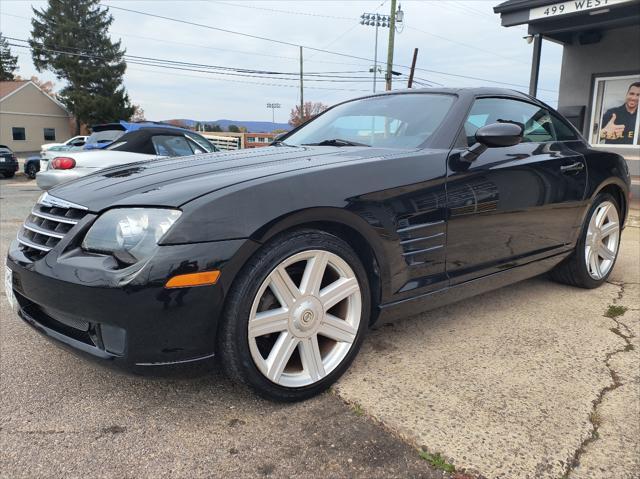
<box><xmin>0</xmin><ymin>81</ymin><xmax>73</xmax><ymax>154</ymax></box>
<box><xmin>494</xmin><ymin>0</ymin><xmax>640</xmax><ymax>196</ymax></box>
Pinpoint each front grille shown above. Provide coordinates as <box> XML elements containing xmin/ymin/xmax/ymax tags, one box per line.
<box><xmin>17</xmin><ymin>194</ymin><xmax>88</xmax><ymax>259</ymax></box>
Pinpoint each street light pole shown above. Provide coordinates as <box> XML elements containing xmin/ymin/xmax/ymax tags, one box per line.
<box><xmin>361</xmin><ymin>5</ymin><xmax>404</xmax><ymax>93</ymax></box>
<box><xmin>266</xmin><ymin>103</ymin><xmax>281</xmax><ymax>124</ymax></box>
<box><xmin>373</xmin><ymin>21</ymin><xmax>379</xmax><ymax>93</ymax></box>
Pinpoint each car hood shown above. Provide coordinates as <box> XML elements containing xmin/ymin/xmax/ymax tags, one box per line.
<box><xmin>49</xmin><ymin>146</ymin><xmax>408</xmax><ymax>212</ymax></box>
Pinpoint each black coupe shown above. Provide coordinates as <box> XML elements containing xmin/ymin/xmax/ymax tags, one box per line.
<box><xmin>6</xmin><ymin>88</ymin><xmax>631</xmax><ymax>401</ymax></box>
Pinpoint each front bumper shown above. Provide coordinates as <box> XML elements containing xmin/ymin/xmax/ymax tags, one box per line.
<box><xmin>0</xmin><ymin>161</ymin><xmax>19</xmax><ymax>173</ymax></box>
<box><xmin>6</xmin><ymin>237</ymin><xmax>258</xmax><ymax>367</ymax></box>
<box><xmin>36</xmin><ymin>168</ymin><xmax>96</xmax><ymax>190</ymax></box>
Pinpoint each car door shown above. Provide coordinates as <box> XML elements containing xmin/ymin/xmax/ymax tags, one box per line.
<box><xmin>445</xmin><ymin>96</ymin><xmax>587</xmax><ymax>285</ymax></box>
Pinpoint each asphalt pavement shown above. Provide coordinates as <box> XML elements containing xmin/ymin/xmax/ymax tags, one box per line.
<box><xmin>1</xmin><ymin>175</ymin><xmax>638</xmax><ymax>479</ymax></box>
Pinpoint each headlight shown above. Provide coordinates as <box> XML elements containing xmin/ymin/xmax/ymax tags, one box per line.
<box><xmin>82</xmin><ymin>208</ymin><xmax>181</xmax><ymax>263</ymax></box>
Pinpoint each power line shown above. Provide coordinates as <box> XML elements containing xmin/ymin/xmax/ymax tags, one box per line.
<box><xmin>8</xmin><ymin>40</ymin><xmax>389</xmax><ymax>84</ymax></box>
<box><xmin>105</xmin><ymin>4</ymin><xmax>556</xmax><ymax>92</ymax></box>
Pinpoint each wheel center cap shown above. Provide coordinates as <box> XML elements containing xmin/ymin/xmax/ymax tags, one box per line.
<box><xmin>291</xmin><ymin>296</ymin><xmax>323</xmax><ymax>337</ymax></box>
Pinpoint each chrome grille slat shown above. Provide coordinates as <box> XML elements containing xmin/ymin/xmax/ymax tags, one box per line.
<box><xmin>22</xmin><ymin>223</ymin><xmax>65</xmax><ymax>239</ymax></box>
<box><xmin>18</xmin><ymin>195</ymin><xmax>88</xmax><ymax>259</ymax></box>
<box><xmin>17</xmin><ymin>234</ymin><xmax>52</xmax><ymax>252</ymax></box>
<box><xmin>30</xmin><ymin>209</ymin><xmax>79</xmax><ymax>225</ymax></box>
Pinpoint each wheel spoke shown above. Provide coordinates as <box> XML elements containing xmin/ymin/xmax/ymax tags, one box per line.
<box><xmin>299</xmin><ymin>252</ymin><xmax>328</xmax><ymax>296</ymax></box>
<box><xmin>319</xmin><ymin>277</ymin><xmax>359</xmax><ymax>310</ymax></box>
<box><xmin>600</xmin><ymin>221</ymin><xmax>619</xmax><ymax>239</ymax></box>
<box><xmin>318</xmin><ymin>314</ymin><xmax>357</xmax><ymax>343</ymax></box>
<box><xmin>595</xmin><ymin>203</ymin><xmax>610</xmax><ymax>227</ymax></box>
<box><xmin>249</xmin><ymin>308</ymin><xmax>289</xmax><ymax>338</ymax></box>
<box><xmin>269</xmin><ymin>266</ymin><xmax>301</xmax><ymax>308</ymax></box>
<box><xmin>299</xmin><ymin>336</ymin><xmax>325</xmax><ymax>381</ymax></box>
<box><xmin>589</xmin><ymin>247</ymin><xmax>602</xmax><ymax>279</ymax></box>
<box><xmin>598</xmin><ymin>244</ymin><xmax>616</xmax><ymax>261</ymax></box>
<box><xmin>266</xmin><ymin>332</ymin><xmax>299</xmax><ymax>382</ymax></box>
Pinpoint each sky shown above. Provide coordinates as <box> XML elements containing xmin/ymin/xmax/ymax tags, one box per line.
<box><xmin>0</xmin><ymin>0</ymin><xmax>563</xmax><ymax>123</ymax></box>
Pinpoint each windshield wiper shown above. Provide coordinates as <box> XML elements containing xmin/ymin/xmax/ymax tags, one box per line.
<box><xmin>302</xmin><ymin>138</ymin><xmax>370</xmax><ymax>147</ymax></box>
<box><xmin>271</xmin><ymin>140</ymin><xmax>296</xmax><ymax>147</ymax></box>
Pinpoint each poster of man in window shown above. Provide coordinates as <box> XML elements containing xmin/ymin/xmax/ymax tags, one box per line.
<box><xmin>589</xmin><ymin>74</ymin><xmax>640</xmax><ymax>147</ymax></box>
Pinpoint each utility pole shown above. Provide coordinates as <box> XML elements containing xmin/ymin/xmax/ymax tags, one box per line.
<box><xmin>385</xmin><ymin>0</ymin><xmax>397</xmax><ymax>91</ymax></box>
<box><xmin>407</xmin><ymin>48</ymin><xmax>418</xmax><ymax>88</ymax></box>
<box><xmin>299</xmin><ymin>46</ymin><xmax>304</xmax><ymax>124</ymax></box>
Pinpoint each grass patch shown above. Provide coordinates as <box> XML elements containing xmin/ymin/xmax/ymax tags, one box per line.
<box><xmin>589</xmin><ymin>411</ymin><xmax>602</xmax><ymax>427</ymax></box>
<box><xmin>352</xmin><ymin>403</ymin><xmax>364</xmax><ymax>416</ymax></box>
<box><xmin>605</xmin><ymin>305</ymin><xmax>628</xmax><ymax>318</ymax></box>
<box><xmin>419</xmin><ymin>450</ymin><xmax>456</xmax><ymax>473</ymax></box>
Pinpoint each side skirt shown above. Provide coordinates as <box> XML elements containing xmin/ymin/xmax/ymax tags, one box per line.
<box><xmin>376</xmin><ymin>250</ymin><xmax>571</xmax><ymax>324</ymax></box>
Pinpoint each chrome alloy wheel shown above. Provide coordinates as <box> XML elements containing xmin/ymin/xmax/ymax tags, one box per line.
<box><xmin>248</xmin><ymin>250</ymin><xmax>362</xmax><ymax>388</ymax></box>
<box><xmin>585</xmin><ymin>200</ymin><xmax>620</xmax><ymax>280</ymax></box>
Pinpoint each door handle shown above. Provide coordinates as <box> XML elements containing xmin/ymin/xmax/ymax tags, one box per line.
<box><xmin>560</xmin><ymin>161</ymin><xmax>585</xmax><ymax>174</ymax></box>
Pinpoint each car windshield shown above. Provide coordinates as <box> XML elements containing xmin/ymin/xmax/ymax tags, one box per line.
<box><xmin>86</xmin><ymin>130</ymin><xmax>125</xmax><ymax>145</ymax></box>
<box><xmin>285</xmin><ymin>93</ymin><xmax>455</xmax><ymax>149</ymax></box>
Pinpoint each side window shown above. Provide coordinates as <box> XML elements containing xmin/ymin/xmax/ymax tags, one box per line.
<box><xmin>185</xmin><ymin>132</ymin><xmax>215</xmax><ymax>153</ymax></box>
<box><xmin>463</xmin><ymin>98</ymin><xmax>555</xmax><ymax>146</ymax></box>
<box><xmin>549</xmin><ymin>112</ymin><xmax>578</xmax><ymax>141</ymax></box>
<box><xmin>151</xmin><ymin>136</ymin><xmax>194</xmax><ymax>157</ymax></box>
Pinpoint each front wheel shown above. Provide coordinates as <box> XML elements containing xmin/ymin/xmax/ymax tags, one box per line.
<box><xmin>25</xmin><ymin>163</ymin><xmax>38</xmax><ymax>179</ymax></box>
<box><xmin>550</xmin><ymin>192</ymin><xmax>621</xmax><ymax>288</ymax></box>
<box><xmin>219</xmin><ymin>230</ymin><xmax>370</xmax><ymax>402</ymax></box>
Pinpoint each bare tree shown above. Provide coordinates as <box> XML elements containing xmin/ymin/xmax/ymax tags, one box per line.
<box><xmin>289</xmin><ymin>101</ymin><xmax>328</xmax><ymax>127</ymax></box>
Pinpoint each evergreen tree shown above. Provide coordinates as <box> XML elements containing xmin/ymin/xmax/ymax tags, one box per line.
<box><xmin>30</xmin><ymin>0</ymin><xmax>134</xmax><ymax>132</ymax></box>
<box><xmin>0</xmin><ymin>33</ymin><xmax>19</xmax><ymax>80</ymax></box>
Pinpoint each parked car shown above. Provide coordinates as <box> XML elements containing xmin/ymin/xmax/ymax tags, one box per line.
<box><xmin>0</xmin><ymin>145</ymin><xmax>19</xmax><ymax>178</ymax></box>
<box><xmin>6</xmin><ymin>88</ymin><xmax>630</xmax><ymax>402</ymax></box>
<box><xmin>40</xmin><ymin>135</ymin><xmax>87</xmax><ymax>156</ymax></box>
<box><xmin>82</xmin><ymin>121</ymin><xmax>190</xmax><ymax>150</ymax></box>
<box><xmin>36</xmin><ymin>127</ymin><xmax>218</xmax><ymax>190</ymax></box>
<box><xmin>24</xmin><ymin>156</ymin><xmax>42</xmax><ymax>179</ymax></box>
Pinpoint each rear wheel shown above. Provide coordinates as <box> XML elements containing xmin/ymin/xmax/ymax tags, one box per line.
<box><xmin>25</xmin><ymin>163</ymin><xmax>38</xmax><ymax>179</ymax></box>
<box><xmin>219</xmin><ymin>230</ymin><xmax>370</xmax><ymax>401</ymax></box>
<box><xmin>550</xmin><ymin>193</ymin><xmax>621</xmax><ymax>288</ymax></box>
<box><xmin>2</xmin><ymin>171</ymin><xmax>15</xmax><ymax>179</ymax></box>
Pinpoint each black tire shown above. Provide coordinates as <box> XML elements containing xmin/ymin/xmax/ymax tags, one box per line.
<box><xmin>550</xmin><ymin>192</ymin><xmax>621</xmax><ymax>289</ymax></box>
<box><xmin>25</xmin><ymin>163</ymin><xmax>38</xmax><ymax>179</ymax></box>
<box><xmin>2</xmin><ymin>171</ymin><xmax>15</xmax><ymax>179</ymax></box>
<box><xmin>218</xmin><ymin>229</ymin><xmax>371</xmax><ymax>402</ymax></box>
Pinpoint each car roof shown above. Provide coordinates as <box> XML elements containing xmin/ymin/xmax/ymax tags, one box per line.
<box><xmin>367</xmin><ymin>86</ymin><xmax>532</xmax><ymax>100</ymax></box>
<box><xmin>91</xmin><ymin>120</ymin><xmax>188</xmax><ymax>133</ymax></box>
<box><xmin>108</xmin><ymin>127</ymin><xmax>196</xmax><ymax>155</ymax></box>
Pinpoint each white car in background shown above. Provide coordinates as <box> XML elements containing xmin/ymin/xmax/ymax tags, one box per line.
<box><xmin>36</xmin><ymin>127</ymin><xmax>218</xmax><ymax>191</ymax></box>
<box><xmin>40</xmin><ymin>135</ymin><xmax>87</xmax><ymax>157</ymax></box>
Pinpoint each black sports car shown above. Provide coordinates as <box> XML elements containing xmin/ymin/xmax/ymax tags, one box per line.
<box><xmin>6</xmin><ymin>88</ymin><xmax>631</xmax><ymax>401</ymax></box>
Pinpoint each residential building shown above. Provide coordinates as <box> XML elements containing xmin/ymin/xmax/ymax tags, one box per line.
<box><xmin>494</xmin><ymin>0</ymin><xmax>640</xmax><ymax>196</ymax></box>
<box><xmin>0</xmin><ymin>80</ymin><xmax>74</xmax><ymax>154</ymax></box>
<box><xmin>244</xmin><ymin>132</ymin><xmax>275</xmax><ymax>148</ymax></box>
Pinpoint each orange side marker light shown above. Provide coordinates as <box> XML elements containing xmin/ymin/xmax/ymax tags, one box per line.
<box><xmin>165</xmin><ymin>270</ymin><xmax>220</xmax><ymax>289</ymax></box>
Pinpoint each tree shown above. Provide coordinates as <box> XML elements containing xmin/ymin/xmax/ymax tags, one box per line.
<box><xmin>289</xmin><ymin>101</ymin><xmax>328</xmax><ymax>127</ymax></box>
<box><xmin>30</xmin><ymin>0</ymin><xmax>134</xmax><ymax>133</ymax></box>
<box><xmin>165</xmin><ymin>119</ymin><xmax>189</xmax><ymax>128</ymax></box>
<box><xmin>207</xmin><ymin>124</ymin><xmax>223</xmax><ymax>132</ymax></box>
<box><xmin>228</xmin><ymin>124</ymin><xmax>241</xmax><ymax>133</ymax></box>
<box><xmin>131</xmin><ymin>105</ymin><xmax>146</xmax><ymax>122</ymax></box>
<box><xmin>16</xmin><ymin>75</ymin><xmax>56</xmax><ymax>97</ymax></box>
<box><xmin>0</xmin><ymin>32</ymin><xmax>19</xmax><ymax>80</ymax></box>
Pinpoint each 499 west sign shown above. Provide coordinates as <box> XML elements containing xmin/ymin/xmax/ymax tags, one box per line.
<box><xmin>530</xmin><ymin>0</ymin><xmax>634</xmax><ymax>20</ymax></box>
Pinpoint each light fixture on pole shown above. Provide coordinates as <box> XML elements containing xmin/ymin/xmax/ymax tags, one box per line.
<box><xmin>360</xmin><ymin>11</ymin><xmax>391</xmax><ymax>93</ymax></box>
<box><xmin>266</xmin><ymin>102</ymin><xmax>281</xmax><ymax>124</ymax></box>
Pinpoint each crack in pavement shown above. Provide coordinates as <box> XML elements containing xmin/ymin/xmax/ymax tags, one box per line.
<box><xmin>563</xmin><ymin>281</ymin><xmax>636</xmax><ymax>478</ymax></box>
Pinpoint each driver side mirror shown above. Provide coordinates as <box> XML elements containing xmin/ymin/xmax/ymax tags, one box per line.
<box><xmin>459</xmin><ymin>122</ymin><xmax>523</xmax><ymax>164</ymax></box>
